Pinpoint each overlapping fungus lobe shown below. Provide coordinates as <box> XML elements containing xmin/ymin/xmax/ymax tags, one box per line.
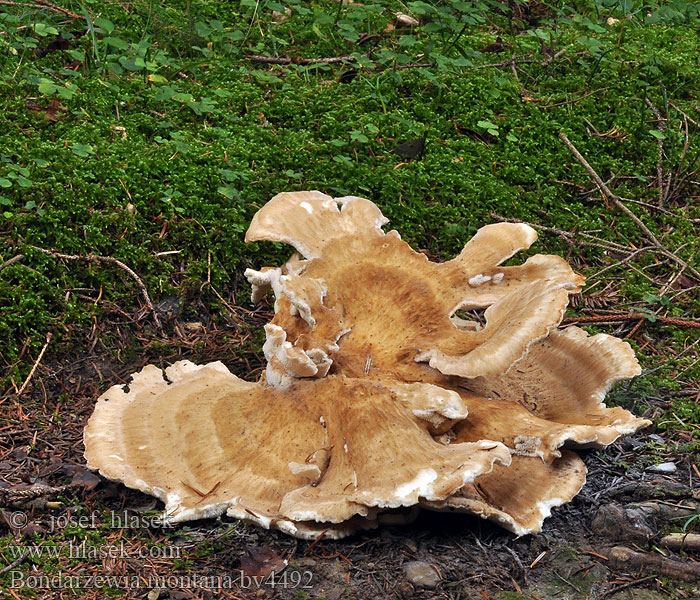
<box><xmin>83</xmin><ymin>191</ymin><xmax>649</xmax><ymax>539</ymax></box>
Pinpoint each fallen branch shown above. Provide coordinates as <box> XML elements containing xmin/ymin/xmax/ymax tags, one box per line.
<box><xmin>562</xmin><ymin>312</ymin><xmax>700</xmax><ymax>329</ymax></box>
<box><xmin>248</xmin><ymin>49</ymin><xmax>573</xmax><ymax>73</ymax></box>
<box><xmin>28</xmin><ymin>246</ymin><xmax>163</xmax><ymax>332</ymax></box>
<box><xmin>608</xmin><ymin>545</ymin><xmax>700</xmax><ymax>581</ymax></box>
<box><xmin>0</xmin><ymin>254</ymin><xmax>24</xmax><ymax>272</ymax></box>
<box><xmin>0</xmin><ymin>550</ymin><xmax>29</xmax><ymax>575</ymax></box>
<box><xmin>559</xmin><ymin>133</ymin><xmax>700</xmax><ymax>281</ymax></box>
<box><xmin>17</xmin><ymin>331</ymin><xmax>52</xmax><ymax>396</ymax></box>
<box><xmin>489</xmin><ymin>214</ymin><xmax>634</xmax><ymax>254</ymax></box>
<box><xmin>540</xmin><ymin>87</ymin><xmax>608</xmax><ymax>109</ymax></box>
<box><xmin>662</xmin><ymin>533</ymin><xmax>700</xmax><ymax>552</ymax></box>
<box><xmin>669</xmin><ymin>100</ymin><xmax>700</xmax><ymax>129</ymax></box>
<box><xmin>249</xmin><ymin>54</ymin><xmax>360</xmax><ymax>65</ymax></box>
<box><xmin>33</xmin><ymin>0</ymin><xmax>85</xmax><ymax>19</ymax></box>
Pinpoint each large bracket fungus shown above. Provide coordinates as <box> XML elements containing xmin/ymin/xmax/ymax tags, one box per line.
<box><xmin>84</xmin><ymin>191</ymin><xmax>650</xmax><ymax>539</ymax></box>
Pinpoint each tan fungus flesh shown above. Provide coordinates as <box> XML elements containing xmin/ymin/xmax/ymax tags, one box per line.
<box><xmin>83</xmin><ymin>191</ymin><xmax>649</xmax><ymax>539</ymax></box>
<box><xmin>422</xmin><ymin>452</ymin><xmax>587</xmax><ymax>536</ymax></box>
<box><xmin>246</xmin><ymin>192</ymin><xmax>584</xmax><ymax>383</ymax></box>
<box><xmin>84</xmin><ymin>361</ymin><xmax>510</xmax><ymax>538</ymax></box>
<box><xmin>452</xmin><ymin>327</ymin><xmax>650</xmax><ymax>461</ymax></box>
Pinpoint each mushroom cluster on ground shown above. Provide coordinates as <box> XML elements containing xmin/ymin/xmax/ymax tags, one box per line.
<box><xmin>84</xmin><ymin>191</ymin><xmax>650</xmax><ymax>539</ymax></box>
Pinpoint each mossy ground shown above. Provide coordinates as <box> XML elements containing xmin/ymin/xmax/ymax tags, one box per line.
<box><xmin>1</xmin><ymin>1</ymin><xmax>699</xmax><ymax>598</ymax></box>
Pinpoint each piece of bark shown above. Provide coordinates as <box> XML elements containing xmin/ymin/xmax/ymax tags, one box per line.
<box><xmin>609</xmin><ymin>546</ymin><xmax>700</xmax><ymax>581</ymax></box>
<box><xmin>0</xmin><ymin>484</ymin><xmax>70</xmax><ymax>508</ymax></box>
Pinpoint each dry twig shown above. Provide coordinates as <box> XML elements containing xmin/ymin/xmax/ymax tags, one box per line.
<box><xmin>0</xmin><ymin>550</ymin><xmax>29</xmax><ymax>575</ymax></box>
<box><xmin>249</xmin><ymin>54</ymin><xmax>360</xmax><ymax>65</ymax></box>
<box><xmin>0</xmin><ymin>0</ymin><xmax>85</xmax><ymax>18</ymax></box>
<box><xmin>645</xmin><ymin>98</ymin><xmax>668</xmax><ymax>205</ymax></box>
<box><xmin>489</xmin><ymin>214</ymin><xmax>633</xmax><ymax>254</ymax></box>
<box><xmin>600</xmin><ymin>574</ymin><xmax>658</xmax><ymax>599</ymax></box>
<box><xmin>17</xmin><ymin>331</ymin><xmax>52</xmax><ymax>395</ymax></box>
<box><xmin>559</xmin><ymin>133</ymin><xmax>700</xmax><ymax>281</ymax></box>
<box><xmin>563</xmin><ymin>312</ymin><xmax>700</xmax><ymax>329</ymax></box>
<box><xmin>0</xmin><ymin>484</ymin><xmax>71</xmax><ymax>507</ymax></box>
<box><xmin>28</xmin><ymin>246</ymin><xmax>163</xmax><ymax>332</ymax></box>
<box><xmin>669</xmin><ymin>100</ymin><xmax>700</xmax><ymax>129</ymax></box>
<box><xmin>0</xmin><ymin>254</ymin><xmax>25</xmax><ymax>272</ymax></box>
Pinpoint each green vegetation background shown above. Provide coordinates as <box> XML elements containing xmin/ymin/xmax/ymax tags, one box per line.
<box><xmin>1</xmin><ymin>0</ymin><xmax>698</xmax><ymax>421</ymax></box>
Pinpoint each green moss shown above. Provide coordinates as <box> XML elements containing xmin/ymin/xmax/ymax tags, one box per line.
<box><xmin>0</xmin><ymin>0</ymin><xmax>697</xmax><ymax>412</ymax></box>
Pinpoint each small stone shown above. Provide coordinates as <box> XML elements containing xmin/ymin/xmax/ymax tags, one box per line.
<box><xmin>591</xmin><ymin>503</ymin><xmax>655</xmax><ymax>542</ymax></box>
<box><xmin>647</xmin><ymin>462</ymin><xmax>677</xmax><ymax>474</ymax></box>
<box><xmin>404</xmin><ymin>561</ymin><xmax>440</xmax><ymax>589</ymax></box>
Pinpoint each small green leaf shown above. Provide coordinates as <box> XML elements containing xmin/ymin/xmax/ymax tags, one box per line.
<box><xmin>38</xmin><ymin>81</ymin><xmax>58</xmax><ymax>96</ymax></box>
<box><xmin>0</xmin><ymin>178</ymin><xmax>12</xmax><ymax>188</ymax></box>
<box><xmin>195</xmin><ymin>21</ymin><xmax>212</xmax><ymax>37</ymax></box>
<box><xmin>56</xmin><ymin>85</ymin><xmax>77</xmax><ymax>100</ymax></box>
<box><xmin>33</xmin><ymin>23</ymin><xmax>59</xmax><ymax>37</ymax></box>
<box><xmin>172</xmin><ymin>92</ymin><xmax>194</xmax><ymax>103</ymax></box>
<box><xmin>94</xmin><ymin>17</ymin><xmax>115</xmax><ymax>34</ymax></box>
<box><xmin>217</xmin><ymin>184</ymin><xmax>239</xmax><ymax>199</ymax></box>
<box><xmin>649</xmin><ymin>129</ymin><xmax>666</xmax><ymax>140</ymax></box>
<box><xmin>119</xmin><ymin>56</ymin><xmax>146</xmax><ymax>71</ymax></box>
<box><xmin>67</xmin><ymin>49</ymin><xmax>85</xmax><ymax>61</ymax></box>
<box><xmin>477</xmin><ymin>119</ymin><xmax>499</xmax><ymax>133</ymax></box>
<box><xmin>8</xmin><ymin>165</ymin><xmax>29</xmax><ymax>176</ymax></box>
<box><xmin>69</xmin><ymin>143</ymin><xmax>94</xmax><ymax>157</ymax></box>
<box><xmin>104</xmin><ymin>37</ymin><xmax>129</xmax><ymax>49</ymax></box>
<box><xmin>351</xmin><ymin>130</ymin><xmax>369</xmax><ymax>144</ymax></box>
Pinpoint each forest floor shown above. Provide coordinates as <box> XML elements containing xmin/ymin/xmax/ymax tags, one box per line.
<box><xmin>1</xmin><ymin>1</ymin><xmax>699</xmax><ymax>598</ymax></box>
<box><xmin>1</xmin><ymin>327</ymin><xmax>699</xmax><ymax>599</ymax></box>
